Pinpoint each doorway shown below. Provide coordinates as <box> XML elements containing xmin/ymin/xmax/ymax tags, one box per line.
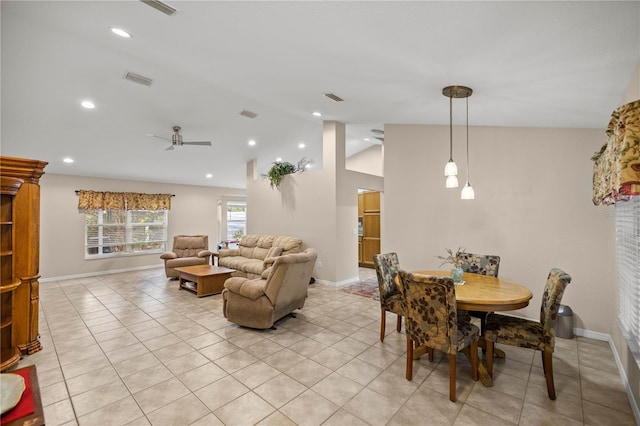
<box><xmin>357</xmin><ymin>189</ymin><xmax>381</xmax><ymax>269</ymax></box>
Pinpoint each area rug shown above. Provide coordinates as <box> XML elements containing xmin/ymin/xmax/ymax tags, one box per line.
<box><xmin>339</xmin><ymin>276</ymin><xmax>380</xmax><ymax>300</ymax></box>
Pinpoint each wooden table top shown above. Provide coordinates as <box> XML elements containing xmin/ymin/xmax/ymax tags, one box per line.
<box><xmin>412</xmin><ymin>270</ymin><xmax>533</xmax><ymax>312</ymax></box>
<box><xmin>175</xmin><ymin>265</ymin><xmax>235</xmax><ymax>277</ymax></box>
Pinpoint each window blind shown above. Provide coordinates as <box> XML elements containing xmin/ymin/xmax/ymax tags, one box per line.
<box><xmin>617</xmin><ymin>195</ymin><xmax>640</xmax><ymax>361</ymax></box>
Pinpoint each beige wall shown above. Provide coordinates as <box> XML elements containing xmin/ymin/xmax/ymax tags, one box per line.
<box><xmin>383</xmin><ymin>123</ymin><xmax>614</xmax><ymax>333</ymax></box>
<box><xmin>346</xmin><ymin>145</ymin><xmax>383</xmax><ymax>176</ymax></box>
<box><xmin>247</xmin><ymin>121</ymin><xmax>382</xmax><ymax>285</ymax></box>
<box><xmin>39</xmin><ymin>174</ymin><xmax>244</xmax><ymax>279</ymax></box>
<box><xmin>612</xmin><ymin>63</ymin><xmax>640</xmax><ymax>416</ymax></box>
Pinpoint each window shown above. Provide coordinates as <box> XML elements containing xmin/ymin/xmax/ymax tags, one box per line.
<box><xmin>226</xmin><ymin>201</ymin><xmax>246</xmax><ymax>241</ymax></box>
<box><xmin>85</xmin><ymin>209</ymin><xmax>168</xmax><ymax>258</ymax></box>
<box><xmin>617</xmin><ymin>196</ymin><xmax>640</xmax><ymax>362</ymax></box>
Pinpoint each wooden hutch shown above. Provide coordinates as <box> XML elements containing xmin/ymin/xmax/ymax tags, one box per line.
<box><xmin>0</xmin><ymin>156</ymin><xmax>47</xmax><ymax>370</ymax></box>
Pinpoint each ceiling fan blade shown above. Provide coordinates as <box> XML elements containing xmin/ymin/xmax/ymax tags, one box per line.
<box><xmin>374</xmin><ymin>136</ymin><xmax>384</xmax><ymax>142</ymax></box>
<box><xmin>183</xmin><ymin>141</ymin><xmax>212</xmax><ymax>146</ymax></box>
<box><xmin>165</xmin><ymin>145</ymin><xmax>174</xmax><ymax>151</ymax></box>
<box><xmin>148</xmin><ymin>134</ymin><xmax>171</xmax><ymax>142</ymax></box>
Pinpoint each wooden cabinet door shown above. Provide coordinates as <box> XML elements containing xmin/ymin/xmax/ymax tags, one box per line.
<box><xmin>362</xmin><ymin>191</ymin><xmax>380</xmax><ymax>212</ymax></box>
<box><xmin>362</xmin><ymin>238</ymin><xmax>380</xmax><ymax>266</ymax></box>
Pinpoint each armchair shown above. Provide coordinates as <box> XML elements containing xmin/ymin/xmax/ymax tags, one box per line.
<box><xmin>222</xmin><ymin>248</ymin><xmax>317</xmax><ymax>329</ymax></box>
<box><xmin>160</xmin><ymin>235</ymin><xmax>212</xmax><ymax>278</ymax></box>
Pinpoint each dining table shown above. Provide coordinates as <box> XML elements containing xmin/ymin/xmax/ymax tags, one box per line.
<box><xmin>411</xmin><ymin>270</ymin><xmax>533</xmax><ymax>387</ymax></box>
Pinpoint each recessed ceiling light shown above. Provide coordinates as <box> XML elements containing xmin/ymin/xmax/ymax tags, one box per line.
<box><xmin>312</xmin><ymin>111</ymin><xmax>322</xmax><ymax>117</ymax></box>
<box><xmin>63</xmin><ymin>157</ymin><xmax>74</xmax><ymax>163</ymax></box>
<box><xmin>248</xmin><ymin>139</ymin><xmax>256</xmax><ymax>146</ymax></box>
<box><xmin>81</xmin><ymin>100</ymin><xmax>95</xmax><ymax>109</ymax></box>
<box><xmin>276</xmin><ymin>157</ymin><xmax>283</xmax><ymax>162</ymax></box>
<box><xmin>110</xmin><ymin>27</ymin><xmax>132</xmax><ymax>38</ymax></box>
<box><xmin>363</xmin><ymin>138</ymin><xmax>370</xmax><ymax>142</ymax></box>
<box><xmin>206</xmin><ymin>173</ymin><xmax>213</xmax><ymax>178</ymax></box>
<box><xmin>298</xmin><ymin>143</ymin><xmax>305</xmax><ymax>149</ymax></box>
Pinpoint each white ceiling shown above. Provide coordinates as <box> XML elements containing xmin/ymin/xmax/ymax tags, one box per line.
<box><xmin>2</xmin><ymin>1</ymin><xmax>639</xmax><ymax>189</ymax></box>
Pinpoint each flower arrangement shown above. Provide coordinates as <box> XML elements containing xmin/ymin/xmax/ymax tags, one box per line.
<box><xmin>263</xmin><ymin>157</ymin><xmax>313</xmax><ymax>189</ymax></box>
<box><xmin>436</xmin><ymin>247</ymin><xmax>467</xmax><ymax>267</ymax></box>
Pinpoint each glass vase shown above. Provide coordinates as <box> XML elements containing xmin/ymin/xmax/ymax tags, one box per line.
<box><xmin>452</xmin><ymin>265</ymin><xmax>464</xmax><ymax>284</ymax></box>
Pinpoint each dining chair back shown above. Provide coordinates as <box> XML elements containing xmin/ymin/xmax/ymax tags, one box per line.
<box><xmin>459</xmin><ymin>253</ymin><xmax>501</xmax><ymax>277</ymax></box>
<box><xmin>399</xmin><ymin>270</ymin><xmax>479</xmax><ymax>402</ymax></box>
<box><xmin>459</xmin><ymin>252</ymin><xmax>501</xmax><ymax>333</ymax></box>
<box><xmin>484</xmin><ymin>267</ymin><xmax>572</xmax><ymax>400</ymax></box>
<box><xmin>373</xmin><ymin>252</ymin><xmax>404</xmax><ymax>341</ymax></box>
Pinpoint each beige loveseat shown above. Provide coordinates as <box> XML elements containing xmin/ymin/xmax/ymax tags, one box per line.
<box><xmin>217</xmin><ymin>234</ymin><xmax>302</xmax><ymax>279</ymax></box>
<box><xmin>222</xmin><ymin>248</ymin><xmax>317</xmax><ymax>329</ymax></box>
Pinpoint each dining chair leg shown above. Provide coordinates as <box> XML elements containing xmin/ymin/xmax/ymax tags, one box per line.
<box><xmin>471</xmin><ymin>340</ymin><xmax>479</xmax><ymax>381</ymax></box>
<box><xmin>486</xmin><ymin>340</ymin><xmax>494</xmax><ymax>377</ymax></box>
<box><xmin>380</xmin><ymin>309</ymin><xmax>386</xmax><ymax>342</ymax></box>
<box><xmin>449</xmin><ymin>353</ymin><xmax>457</xmax><ymax>402</ymax></box>
<box><xmin>428</xmin><ymin>347</ymin><xmax>434</xmax><ymax>362</ymax></box>
<box><xmin>396</xmin><ymin>315</ymin><xmax>402</xmax><ymax>333</ymax></box>
<box><xmin>542</xmin><ymin>350</ymin><xmax>556</xmax><ymax>400</ymax></box>
<box><xmin>406</xmin><ymin>338</ymin><xmax>414</xmax><ymax>380</ymax></box>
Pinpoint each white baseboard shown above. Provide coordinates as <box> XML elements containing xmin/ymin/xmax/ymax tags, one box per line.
<box><xmin>592</xmin><ymin>331</ymin><xmax>640</xmax><ymax>424</ymax></box>
<box><xmin>40</xmin><ymin>265</ymin><xmax>164</xmax><ymax>283</ymax></box>
<box><xmin>574</xmin><ymin>327</ymin><xmax>609</xmax><ymax>341</ymax></box>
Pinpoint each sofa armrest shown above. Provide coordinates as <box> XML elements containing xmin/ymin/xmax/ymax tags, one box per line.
<box><xmin>263</xmin><ymin>256</ymin><xmax>279</xmax><ymax>268</ymax></box>
<box><xmin>224</xmin><ymin>277</ymin><xmax>266</xmax><ymax>300</ymax></box>
<box><xmin>218</xmin><ymin>248</ymin><xmax>239</xmax><ymax>258</ymax></box>
<box><xmin>197</xmin><ymin>250</ymin><xmax>212</xmax><ymax>258</ymax></box>
<box><xmin>160</xmin><ymin>252</ymin><xmax>177</xmax><ymax>260</ymax></box>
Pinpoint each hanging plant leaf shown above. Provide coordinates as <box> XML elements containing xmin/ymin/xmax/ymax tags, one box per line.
<box><xmin>263</xmin><ymin>157</ymin><xmax>313</xmax><ymax>189</ymax></box>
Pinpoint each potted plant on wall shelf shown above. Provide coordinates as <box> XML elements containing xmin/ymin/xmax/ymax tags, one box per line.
<box><xmin>264</xmin><ymin>157</ymin><xmax>313</xmax><ymax>189</ymax></box>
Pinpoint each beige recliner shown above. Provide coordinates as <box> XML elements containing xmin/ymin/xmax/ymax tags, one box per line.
<box><xmin>160</xmin><ymin>235</ymin><xmax>212</xmax><ymax>278</ymax></box>
<box><xmin>222</xmin><ymin>248</ymin><xmax>317</xmax><ymax>329</ymax></box>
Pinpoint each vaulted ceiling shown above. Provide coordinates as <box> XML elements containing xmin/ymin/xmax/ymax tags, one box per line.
<box><xmin>2</xmin><ymin>1</ymin><xmax>639</xmax><ymax>189</ymax></box>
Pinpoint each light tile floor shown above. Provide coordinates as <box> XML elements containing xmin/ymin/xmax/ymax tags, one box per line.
<box><xmin>10</xmin><ymin>267</ymin><xmax>637</xmax><ymax>426</ymax></box>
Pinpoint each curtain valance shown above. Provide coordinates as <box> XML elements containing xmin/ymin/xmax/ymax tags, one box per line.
<box><xmin>592</xmin><ymin>99</ymin><xmax>640</xmax><ymax>205</ymax></box>
<box><xmin>77</xmin><ymin>190</ymin><xmax>172</xmax><ymax>210</ymax></box>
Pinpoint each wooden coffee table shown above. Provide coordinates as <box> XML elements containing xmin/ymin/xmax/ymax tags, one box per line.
<box><xmin>175</xmin><ymin>265</ymin><xmax>235</xmax><ymax>297</ymax></box>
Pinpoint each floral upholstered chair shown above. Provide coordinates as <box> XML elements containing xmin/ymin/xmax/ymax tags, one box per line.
<box><xmin>458</xmin><ymin>252</ymin><xmax>501</xmax><ymax>333</ymax></box>
<box><xmin>373</xmin><ymin>253</ymin><xmax>404</xmax><ymax>342</ymax></box>
<box><xmin>484</xmin><ymin>268</ymin><xmax>572</xmax><ymax>400</ymax></box>
<box><xmin>399</xmin><ymin>270</ymin><xmax>479</xmax><ymax>402</ymax></box>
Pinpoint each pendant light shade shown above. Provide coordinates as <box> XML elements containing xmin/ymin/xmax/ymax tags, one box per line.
<box><xmin>444</xmin><ymin>160</ymin><xmax>458</xmax><ymax>177</ymax></box>
<box><xmin>446</xmin><ymin>175</ymin><xmax>459</xmax><ymax>188</ymax></box>
<box><xmin>461</xmin><ymin>182</ymin><xmax>475</xmax><ymax>199</ymax></box>
<box><xmin>442</xmin><ymin>86</ymin><xmax>472</xmax><ymax>189</ymax></box>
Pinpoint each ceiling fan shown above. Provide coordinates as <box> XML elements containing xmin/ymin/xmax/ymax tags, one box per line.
<box><xmin>371</xmin><ymin>128</ymin><xmax>384</xmax><ymax>142</ymax></box>
<box><xmin>148</xmin><ymin>126</ymin><xmax>212</xmax><ymax>150</ymax></box>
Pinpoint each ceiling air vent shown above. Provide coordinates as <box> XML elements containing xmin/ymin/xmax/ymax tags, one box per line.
<box><xmin>240</xmin><ymin>110</ymin><xmax>258</xmax><ymax>119</ymax></box>
<box><xmin>323</xmin><ymin>93</ymin><xmax>344</xmax><ymax>102</ymax></box>
<box><xmin>124</xmin><ymin>72</ymin><xmax>153</xmax><ymax>87</ymax></box>
<box><xmin>140</xmin><ymin>0</ymin><xmax>178</xmax><ymax>16</ymax></box>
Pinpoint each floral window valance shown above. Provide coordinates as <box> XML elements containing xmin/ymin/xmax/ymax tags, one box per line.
<box><xmin>592</xmin><ymin>99</ymin><xmax>640</xmax><ymax>205</ymax></box>
<box><xmin>77</xmin><ymin>190</ymin><xmax>172</xmax><ymax>211</ymax></box>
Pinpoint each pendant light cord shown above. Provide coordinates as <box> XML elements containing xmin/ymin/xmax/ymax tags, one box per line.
<box><xmin>466</xmin><ymin>96</ymin><xmax>470</xmax><ymax>183</ymax></box>
<box><xmin>449</xmin><ymin>95</ymin><xmax>454</xmax><ymax>161</ymax></box>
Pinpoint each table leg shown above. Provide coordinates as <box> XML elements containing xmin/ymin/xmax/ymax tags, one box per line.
<box><xmin>478</xmin><ymin>337</ymin><xmax>505</xmax><ymax>358</ymax></box>
<box><xmin>462</xmin><ymin>347</ymin><xmax>493</xmax><ymax>387</ymax></box>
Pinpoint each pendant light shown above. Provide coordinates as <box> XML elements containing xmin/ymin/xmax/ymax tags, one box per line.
<box><xmin>442</xmin><ymin>86</ymin><xmax>472</xmax><ymax>189</ymax></box>
<box><xmin>444</xmin><ymin>93</ymin><xmax>458</xmax><ymax>187</ymax></box>
<box><xmin>461</xmin><ymin>95</ymin><xmax>475</xmax><ymax>200</ymax></box>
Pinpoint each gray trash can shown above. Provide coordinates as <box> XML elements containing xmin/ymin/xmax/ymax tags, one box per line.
<box><xmin>556</xmin><ymin>305</ymin><xmax>574</xmax><ymax>339</ymax></box>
